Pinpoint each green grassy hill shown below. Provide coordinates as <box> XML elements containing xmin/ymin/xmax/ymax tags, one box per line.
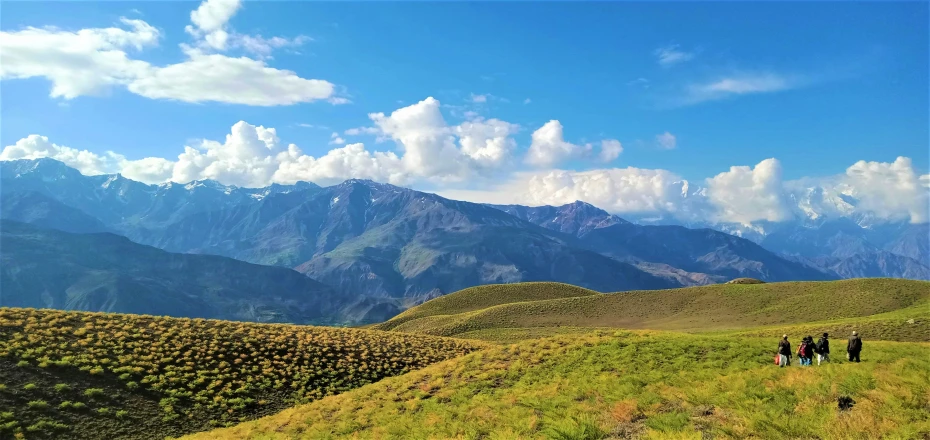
<box><xmin>0</xmin><ymin>308</ymin><xmax>484</xmax><ymax>440</ymax></box>
<box><xmin>373</xmin><ymin>282</ymin><xmax>600</xmax><ymax>331</ymax></box>
<box><xmin>377</xmin><ymin>278</ymin><xmax>930</xmax><ymax>339</ymax></box>
<box><xmin>183</xmin><ymin>331</ymin><xmax>930</xmax><ymax>439</ymax></box>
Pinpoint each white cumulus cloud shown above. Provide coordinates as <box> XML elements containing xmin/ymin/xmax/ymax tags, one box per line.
<box><xmin>843</xmin><ymin>157</ymin><xmax>929</xmax><ymax>223</ymax></box>
<box><xmin>515</xmin><ymin>168</ymin><xmax>692</xmax><ymax>216</ymax></box>
<box><xmin>0</xmin><ymin>18</ymin><xmax>159</xmax><ymax>99</ymax></box>
<box><xmin>705</xmin><ymin>158</ymin><xmax>791</xmax><ymax>224</ymax></box>
<box><xmin>0</xmin><ymin>0</ymin><xmax>333</xmax><ymax>106</ymax></box>
<box><xmin>0</xmin><ymin>98</ymin><xmax>522</xmax><ymax>188</ymax></box>
<box><xmin>0</xmin><ymin>135</ymin><xmax>122</xmax><ymax>175</ymax></box>
<box><xmin>127</xmin><ymin>53</ymin><xmax>334</xmax><ymax>106</ymax></box>
<box><xmin>524</xmin><ymin>120</ymin><xmax>587</xmax><ymax>167</ymax></box>
<box><xmin>455</xmin><ymin>118</ymin><xmax>520</xmax><ymax>168</ymax></box>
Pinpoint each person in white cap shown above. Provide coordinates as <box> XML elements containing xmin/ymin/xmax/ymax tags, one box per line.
<box><xmin>777</xmin><ymin>334</ymin><xmax>792</xmax><ymax>367</ymax></box>
<box><xmin>847</xmin><ymin>331</ymin><xmax>862</xmax><ymax>363</ymax></box>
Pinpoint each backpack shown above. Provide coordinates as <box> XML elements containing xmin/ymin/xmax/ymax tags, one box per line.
<box><xmin>799</xmin><ymin>342</ymin><xmax>812</xmax><ymax>357</ymax></box>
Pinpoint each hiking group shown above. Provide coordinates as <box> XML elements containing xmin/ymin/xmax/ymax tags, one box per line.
<box><xmin>776</xmin><ymin>332</ymin><xmax>863</xmax><ymax>367</ymax></box>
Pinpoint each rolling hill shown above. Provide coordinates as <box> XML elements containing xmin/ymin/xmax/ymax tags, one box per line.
<box><xmin>0</xmin><ymin>221</ymin><xmax>342</xmax><ymax>324</ymax></box>
<box><xmin>184</xmin><ymin>331</ymin><xmax>930</xmax><ymax>439</ymax></box>
<box><xmin>0</xmin><ymin>308</ymin><xmax>483</xmax><ymax>440</ymax></box>
<box><xmin>374</xmin><ymin>278</ymin><xmax>930</xmax><ymax>338</ymax></box>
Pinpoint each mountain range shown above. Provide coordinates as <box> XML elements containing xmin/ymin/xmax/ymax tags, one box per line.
<box><xmin>0</xmin><ymin>220</ymin><xmax>342</xmax><ymax>323</ymax></box>
<box><xmin>1</xmin><ymin>158</ymin><xmax>927</xmax><ymax>323</ymax></box>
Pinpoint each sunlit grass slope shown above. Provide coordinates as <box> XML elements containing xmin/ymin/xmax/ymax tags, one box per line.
<box><xmin>183</xmin><ymin>331</ymin><xmax>930</xmax><ymax>440</ymax></box>
<box><xmin>380</xmin><ymin>278</ymin><xmax>930</xmax><ymax>338</ymax></box>
<box><xmin>0</xmin><ymin>308</ymin><xmax>484</xmax><ymax>440</ymax></box>
<box><xmin>373</xmin><ymin>282</ymin><xmax>599</xmax><ymax>332</ymax></box>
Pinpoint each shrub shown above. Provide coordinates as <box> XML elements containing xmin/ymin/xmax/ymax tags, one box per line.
<box><xmin>115</xmin><ymin>410</ymin><xmax>129</xmax><ymax>419</ymax></box>
<box><xmin>0</xmin><ymin>384</ymin><xmax>6</xmax><ymax>392</ymax></box>
<box><xmin>97</xmin><ymin>408</ymin><xmax>110</xmax><ymax>415</ymax></box>
<box><xmin>126</xmin><ymin>381</ymin><xmax>139</xmax><ymax>390</ymax></box>
<box><xmin>16</xmin><ymin>360</ymin><xmax>30</xmax><ymax>368</ymax></box>
<box><xmin>0</xmin><ymin>421</ymin><xmax>17</xmax><ymax>432</ymax></box>
<box><xmin>23</xmin><ymin>383</ymin><xmax>37</xmax><ymax>391</ymax></box>
<box><xmin>84</xmin><ymin>388</ymin><xmax>105</xmax><ymax>398</ymax></box>
<box><xmin>72</xmin><ymin>402</ymin><xmax>87</xmax><ymax>410</ymax></box>
<box><xmin>54</xmin><ymin>383</ymin><xmax>71</xmax><ymax>392</ymax></box>
<box><xmin>59</xmin><ymin>401</ymin><xmax>73</xmax><ymax>409</ymax></box>
<box><xmin>25</xmin><ymin>420</ymin><xmax>68</xmax><ymax>432</ymax></box>
<box><xmin>26</xmin><ymin>400</ymin><xmax>49</xmax><ymax>410</ymax></box>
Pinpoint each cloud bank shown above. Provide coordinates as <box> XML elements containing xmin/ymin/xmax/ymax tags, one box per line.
<box><xmin>3</xmin><ymin>95</ymin><xmax>926</xmax><ymax>226</ymax></box>
<box><xmin>0</xmin><ymin>0</ymin><xmax>337</xmax><ymax>106</ymax></box>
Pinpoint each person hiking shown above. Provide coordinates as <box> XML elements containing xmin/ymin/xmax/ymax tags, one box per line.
<box><xmin>777</xmin><ymin>335</ymin><xmax>792</xmax><ymax>367</ymax></box>
<box><xmin>797</xmin><ymin>336</ymin><xmax>813</xmax><ymax>366</ymax></box>
<box><xmin>847</xmin><ymin>331</ymin><xmax>863</xmax><ymax>363</ymax></box>
<box><xmin>804</xmin><ymin>335</ymin><xmax>817</xmax><ymax>366</ymax></box>
<box><xmin>816</xmin><ymin>333</ymin><xmax>830</xmax><ymax>365</ymax></box>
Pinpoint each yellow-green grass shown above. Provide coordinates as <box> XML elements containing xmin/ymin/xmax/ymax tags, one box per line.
<box><xmin>182</xmin><ymin>331</ymin><xmax>930</xmax><ymax>440</ymax></box>
<box><xmin>450</xmin><ymin>302</ymin><xmax>930</xmax><ymax>344</ymax></box>
<box><xmin>373</xmin><ymin>282</ymin><xmax>599</xmax><ymax>332</ymax></box>
<box><xmin>0</xmin><ymin>308</ymin><xmax>484</xmax><ymax>440</ymax></box>
<box><xmin>382</xmin><ymin>278</ymin><xmax>930</xmax><ymax>338</ymax></box>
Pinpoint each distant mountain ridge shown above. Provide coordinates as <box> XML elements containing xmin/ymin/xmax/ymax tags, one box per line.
<box><xmin>0</xmin><ymin>220</ymin><xmax>345</xmax><ymax>323</ymax></box>
<box><xmin>2</xmin><ymin>158</ymin><xmax>925</xmax><ymax>323</ymax></box>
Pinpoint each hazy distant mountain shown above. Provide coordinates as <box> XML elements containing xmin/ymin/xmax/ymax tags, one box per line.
<box><xmin>150</xmin><ymin>179</ymin><xmax>677</xmax><ymax>301</ymax></box>
<box><xmin>626</xmin><ymin>185</ymin><xmax>929</xmax><ymax>279</ymax></box>
<box><xmin>0</xmin><ymin>220</ymin><xmax>344</xmax><ymax>324</ymax></box>
<box><xmin>0</xmin><ymin>190</ymin><xmax>109</xmax><ymax>233</ymax></box>
<box><xmin>3</xmin><ymin>158</ymin><xmax>925</xmax><ymax>324</ymax></box>
<box><xmin>490</xmin><ymin>202</ymin><xmax>833</xmax><ymax>283</ymax></box>
<box><xmin>789</xmin><ymin>251</ymin><xmax>930</xmax><ymax>281</ymax></box>
<box><xmin>490</xmin><ymin>201</ymin><xmax>629</xmax><ymax>236</ymax></box>
<box><xmin>0</xmin><ymin>158</ymin><xmax>320</xmax><ymax>232</ymax></box>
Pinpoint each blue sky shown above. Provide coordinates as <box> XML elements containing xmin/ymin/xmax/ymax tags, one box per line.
<box><xmin>1</xmin><ymin>0</ymin><xmax>928</xmax><ymax>224</ymax></box>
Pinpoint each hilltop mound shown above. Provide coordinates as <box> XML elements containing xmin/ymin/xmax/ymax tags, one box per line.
<box><xmin>0</xmin><ymin>308</ymin><xmax>483</xmax><ymax>440</ymax></box>
<box><xmin>373</xmin><ymin>282</ymin><xmax>599</xmax><ymax>331</ymax></box>
<box><xmin>379</xmin><ymin>278</ymin><xmax>930</xmax><ymax>337</ymax></box>
<box><xmin>726</xmin><ymin>277</ymin><xmax>765</xmax><ymax>284</ymax></box>
<box><xmin>184</xmin><ymin>331</ymin><xmax>930</xmax><ymax>439</ymax></box>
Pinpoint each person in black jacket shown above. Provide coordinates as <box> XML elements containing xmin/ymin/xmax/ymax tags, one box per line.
<box><xmin>847</xmin><ymin>331</ymin><xmax>863</xmax><ymax>363</ymax></box>
<box><xmin>777</xmin><ymin>334</ymin><xmax>792</xmax><ymax>367</ymax></box>
<box><xmin>816</xmin><ymin>333</ymin><xmax>830</xmax><ymax>365</ymax></box>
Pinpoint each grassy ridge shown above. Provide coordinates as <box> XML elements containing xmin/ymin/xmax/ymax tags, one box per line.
<box><xmin>381</xmin><ymin>278</ymin><xmax>930</xmax><ymax>337</ymax></box>
<box><xmin>0</xmin><ymin>308</ymin><xmax>484</xmax><ymax>440</ymax></box>
<box><xmin>182</xmin><ymin>331</ymin><xmax>930</xmax><ymax>439</ymax></box>
<box><xmin>373</xmin><ymin>282</ymin><xmax>600</xmax><ymax>331</ymax></box>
